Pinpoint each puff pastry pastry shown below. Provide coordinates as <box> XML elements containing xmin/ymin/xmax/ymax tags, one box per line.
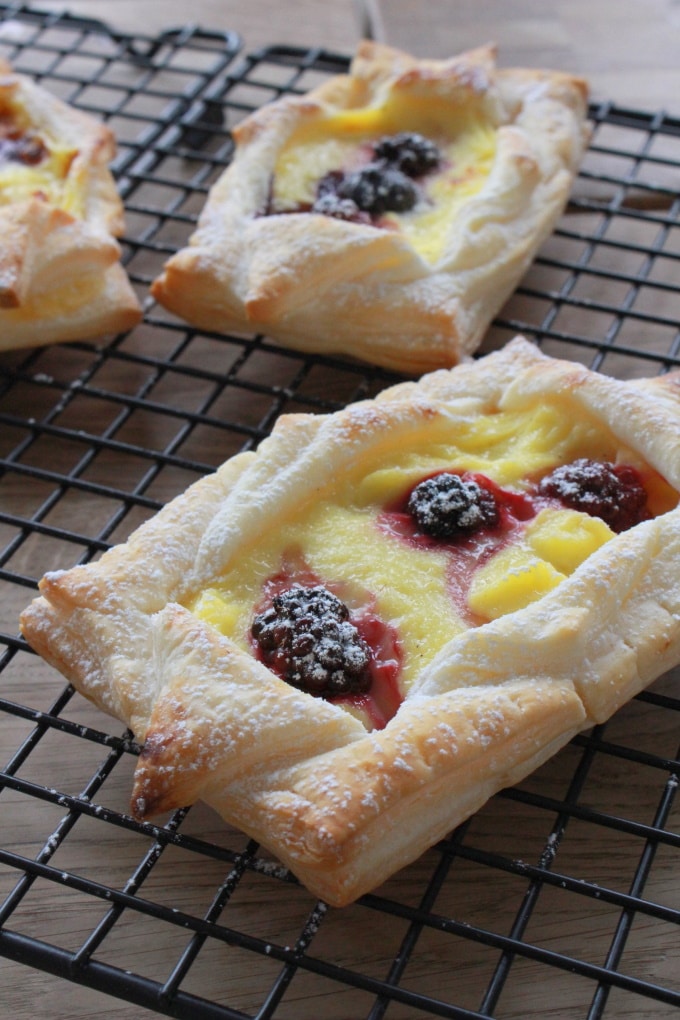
<box><xmin>20</xmin><ymin>337</ymin><xmax>680</xmax><ymax>905</ymax></box>
<box><xmin>151</xmin><ymin>42</ymin><xmax>589</xmax><ymax>373</ymax></box>
<box><xmin>0</xmin><ymin>60</ymin><xmax>141</xmax><ymax>350</ymax></box>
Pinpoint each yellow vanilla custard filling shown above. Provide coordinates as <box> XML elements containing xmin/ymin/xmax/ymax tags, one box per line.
<box><xmin>271</xmin><ymin>103</ymin><xmax>496</xmax><ymax>265</ymax></box>
<box><xmin>190</xmin><ymin>400</ymin><xmax>677</xmax><ymax>705</ymax></box>
<box><xmin>0</xmin><ymin>103</ymin><xmax>83</xmax><ymax>215</ymax></box>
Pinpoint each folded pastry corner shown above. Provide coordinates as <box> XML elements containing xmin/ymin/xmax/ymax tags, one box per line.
<box><xmin>151</xmin><ymin>42</ymin><xmax>590</xmax><ymax>373</ymax></box>
<box><xmin>20</xmin><ymin>338</ymin><xmax>680</xmax><ymax>905</ymax></box>
<box><xmin>0</xmin><ymin>59</ymin><xmax>141</xmax><ymax>350</ymax></box>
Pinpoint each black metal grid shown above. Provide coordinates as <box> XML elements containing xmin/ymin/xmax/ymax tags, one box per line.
<box><xmin>0</xmin><ymin>5</ymin><xmax>678</xmax><ymax>1018</ymax></box>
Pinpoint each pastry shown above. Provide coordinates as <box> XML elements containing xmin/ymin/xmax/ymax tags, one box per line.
<box><xmin>151</xmin><ymin>42</ymin><xmax>589</xmax><ymax>373</ymax></box>
<box><xmin>0</xmin><ymin>60</ymin><xmax>141</xmax><ymax>350</ymax></box>
<box><xmin>20</xmin><ymin>337</ymin><xmax>680</xmax><ymax>906</ymax></box>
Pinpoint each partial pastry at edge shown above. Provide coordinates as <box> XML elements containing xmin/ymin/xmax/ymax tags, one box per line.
<box><xmin>0</xmin><ymin>60</ymin><xmax>141</xmax><ymax>350</ymax></box>
<box><xmin>151</xmin><ymin>41</ymin><xmax>589</xmax><ymax>373</ymax></box>
<box><xmin>20</xmin><ymin>338</ymin><xmax>680</xmax><ymax>905</ymax></box>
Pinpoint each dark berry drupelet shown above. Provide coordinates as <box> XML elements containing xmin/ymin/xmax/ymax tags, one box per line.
<box><xmin>336</xmin><ymin>162</ymin><xmax>419</xmax><ymax>215</ymax></box>
<box><xmin>312</xmin><ymin>172</ymin><xmax>366</xmax><ymax>220</ymax></box>
<box><xmin>373</xmin><ymin>131</ymin><xmax>441</xmax><ymax>177</ymax></box>
<box><xmin>408</xmin><ymin>473</ymin><xmax>500</xmax><ymax>539</ymax></box>
<box><xmin>311</xmin><ymin>191</ymin><xmax>364</xmax><ymax>221</ymax></box>
<box><xmin>251</xmin><ymin>585</ymin><xmax>372</xmax><ymax>697</ymax></box>
<box><xmin>316</xmin><ymin>170</ymin><xmax>346</xmax><ymax>198</ymax></box>
<box><xmin>538</xmin><ymin>458</ymin><xmax>648</xmax><ymax>532</ymax></box>
<box><xmin>0</xmin><ymin>131</ymin><xmax>47</xmax><ymax>166</ymax></box>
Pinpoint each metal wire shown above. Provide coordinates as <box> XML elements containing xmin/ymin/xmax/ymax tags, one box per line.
<box><xmin>0</xmin><ymin>5</ymin><xmax>678</xmax><ymax>1018</ymax></box>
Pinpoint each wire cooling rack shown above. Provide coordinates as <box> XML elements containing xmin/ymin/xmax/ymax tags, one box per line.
<box><xmin>0</xmin><ymin>5</ymin><xmax>679</xmax><ymax>1018</ymax></box>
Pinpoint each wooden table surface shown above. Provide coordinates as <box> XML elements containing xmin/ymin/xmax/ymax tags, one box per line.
<box><xmin>35</xmin><ymin>0</ymin><xmax>680</xmax><ymax>113</ymax></box>
<box><xmin>1</xmin><ymin>2</ymin><xmax>679</xmax><ymax>1019</ymax></box>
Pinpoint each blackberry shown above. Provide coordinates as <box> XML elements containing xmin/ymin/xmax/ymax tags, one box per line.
<box><xmin>374</xmin><ymin>132</ymin><xmax>441</xmax><ymax>177</ymax></box>
<box><xmin>0</xmin><ymin>130</ymin><xmax>47</xmax><ymax>166</ymax></box>
<box><xmin>538</xmin><ymin>458</ymin><xmax>648</xmax><ymax>532</ymax></box>
<box><xmin>316</xmin><ymin>170</ymin><xmax>346</xmax><ymax>199</ymax></box>
<box><xmin>252</xmin><ymin>585</ymin><xmax>372</xmax><ymax>696</ymax></box>
<box><xmin>311</xmin><ymin>192</ymin><xmax>363</xmax><ymax>220</ymax></box>
<box><xmin>408</xmin><ymin>473</ymin><xmax>499</xmax><ymax>539</ymax></box>
<box><xmin>336</xmin><ymin>163</ymin><xmax>418</xmax><ymax>215</ymax></box>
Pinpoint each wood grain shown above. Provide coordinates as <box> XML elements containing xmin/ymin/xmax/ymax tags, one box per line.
<box><xmin>371</xmin><ymin>0</ymin><xmax>680</xmax><ymax>114</ymax></box>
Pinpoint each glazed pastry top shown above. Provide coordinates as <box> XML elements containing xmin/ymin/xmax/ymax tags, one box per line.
<box><xmin>150</xmin><ymin>43</ymin><xmax>590</xmax><ymax>373</ymax></box>
<box><xmin>0</xmin><ymin>59</ymin><xmax>140</xmax><ymax>344</ymax></box>
<box><xmin>19</xmin><ymin>338</ymin><xmax>680</xmax><ymax>905</ymax></box>
<box><xmin>190</xmin><ymin>375</ymin><xmax>676</xmax><ymax>730</ymax></box>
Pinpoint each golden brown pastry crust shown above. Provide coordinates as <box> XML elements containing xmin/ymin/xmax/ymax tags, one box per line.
<box><xmin>20</xmin><ymin>338</ymin><xmax>680</xmax><ymax>905</ymax></box>
<box><xmin>0</xmin><ymin>60</ymin><xmax>141</xmax><ymax>349</ymax></box>
<box><xmin>151</xmin><ymin>42</ymin><xmax>589</xmax><ymax>373</ymax></box>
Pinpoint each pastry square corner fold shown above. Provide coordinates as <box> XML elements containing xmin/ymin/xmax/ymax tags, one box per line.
<box><xmin>0</xmin><ymin>59</ymin><xmax>141</xmax><ymax>350</ymax></box>
<box><xmin>20</xmin><ymin>338</ymin><xmax>680</xmax><ymax>906</ymax></box>
<box><xmin>151</xmin><ymin>41</ymin><xmax>590</xmax><ymax>373</ymax></box>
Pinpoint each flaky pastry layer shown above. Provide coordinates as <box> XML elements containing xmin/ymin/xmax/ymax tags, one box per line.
<box><xmin>0</xmin><ymin>60</ymin><xmax>141</xmax><ymax>349</ymax></box>
<box><xmin>20</xmin><ymin>338</ymin><xmax>680</xmax><ymax>905</ymax></box>
<box><xmin>151</xmin><ymin>42</ymin><xmax>589</xmax><ymax>373</ymax></box>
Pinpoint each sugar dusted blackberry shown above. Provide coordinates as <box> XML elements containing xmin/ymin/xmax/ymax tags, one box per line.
<box><xmin>539</xmin><ymin>458</ymin><xmax>648</xmax><ymax>532</ymax></box>
<box><xmin>0</xmin><ymin>130</ymin><xmax>47</xmax><ymax>166</ymax></box>
<box><xmin>311</xmin><ymin>192</ymin><xmax>364</xmax><ymax>221</ymax></box>
<box><xmin>252</xmin><ymin>585</ymin><xmax>372</xmax><ymax>696</ymax></box>
<box><xmin>408</xmin><ymin>473</ymin><xmax>499</xmax><ymax>539</ymax></box>
<box><xmin>337</xmin><ymin>163</ymin><xmax>418</xmax><ymax>215</ymax></box>
<box><xmin>312</xmin><ymin>172</ymin><xmax>366</xmax><ymax>220</ymax></box>
<box><xmin>374</xmin><ymin>131</ymin><xmax>441</xmax><ymax>177</ymax></box>
<box><xmin>312</xmin><ymin>157</ymin><xmax>421</xmax><ymax>220</ymax></box>
<box><xmin>315</xmin><ymin>170</ymin><xmax>346</xmax><ymax>199</ymax></box>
